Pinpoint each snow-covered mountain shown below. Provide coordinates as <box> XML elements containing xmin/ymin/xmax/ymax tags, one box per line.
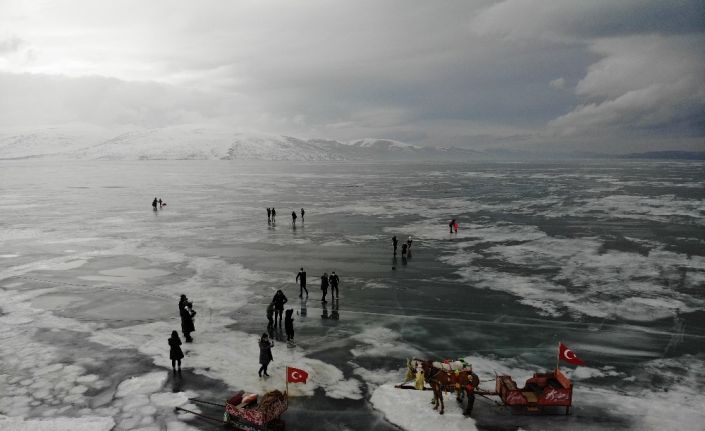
<box><xmin>0</xmin><ymin>125</ymin><xmax>484</xmax><ymax>161</ymax></box>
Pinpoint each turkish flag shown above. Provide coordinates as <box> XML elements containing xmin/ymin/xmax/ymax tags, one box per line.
<box><xmin>287</xmin><ymin>367</ymin><xmax>309</xmax><ymax>384</ymax></box>
<box><xmin>558</xmin><ymin>342</ymin><xmax>585</xmax><ymax>366</ymax></box>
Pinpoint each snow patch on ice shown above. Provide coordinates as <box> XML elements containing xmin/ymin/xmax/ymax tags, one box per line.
<box><xmin>115</xmin><ymin>372</ymin><xmax>168</xmax><ymax>397</ymax></box>
<box><xmin>0</xmin><ymin>415</ymin><xmax>115</xmax><ymax>431</ymax></box>
<box><xmin>370</xmin><ymin>384</ymin><xmax>478</xmax><ymax>431</ymax></box>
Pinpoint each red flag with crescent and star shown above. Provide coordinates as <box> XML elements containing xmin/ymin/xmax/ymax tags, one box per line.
<box><xmin>558</xmin><ymin>342</ymin><xmax>585</xmax><ymax>366</ymax></box>
<box><xmin>287</xmin><ymin>367</ymin><xmax>309</xmax><ymax>384</ymax></box>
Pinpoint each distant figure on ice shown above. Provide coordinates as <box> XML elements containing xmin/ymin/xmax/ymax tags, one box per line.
<box><xmin>300</xmin><ymin>208</ymin><xmax>305</xmax><ymax>222</ymax></box>
<box><xmin>392</xmin><ymin>235</ymin><xmax>398</xmax><ymax>255</ymax></box>
<box><xmin>292</xmin><ymin>211</ymin><xmax>297</xmax><ymax>224</ymax></box>
<box><xmin>449</xmin><ymin>219</ymin><xmax>455</xmax><ymax>233</ymax></box>
<box><xmin>284</xmin><ymin>309</ymin><xmax>295</xmax><ymax>346</ymax></box>
<box><xmin>272</xmin><ymin>290</ymin><xmax>288</xmax><ymax>326</ymax></box>
<box><xmin>329</xmin><ymin>271</ymin><xmax>340</xmax><ymax>300</ymax></box>
<box><xmin>406</xmin><ymin>236</ymin><xmax>413</xmax><ymax>257</ymax></box>
<box><xmin>267</xmin><ymin>208</ymin><xmax>271</xmax><ymax>222</ymax></box>
<box><xmin>258</xmin><ymin>333</ymin><xmax>274</xmax><ymax>378</ymax></box>
<box><xmin>158</xmin><ymin>198</ymin><xmax>163</xmax><ymax>208</ymax></box>
<box><xmin>296</xmin><ymin>268</ymin><xmax>308</xmax><ymax>298</ymax></box>
<box><xmin>152</xmin><ymin>197</ymin><xmax>158</xmax><ymax>210</ymax></box>
<box><xmin>320</xmin><ymin>272</ymin><xmax>329</xmax><ymax>303</ymax></box>
<box><xmin>271</xmin><ymin>208</ymin><xmax>276</xmax><ymax>222</ymax></box>
<box><xmin>401</xmin><ymin>242</ymin><xmax>407</xmax><ymax>256</ymax></box>
<box><xmin>266</xmin><ymin>301</ymin><xmax>275</xmax><ymax>328</ymax></box>
<box><xmin>179</xmin><ymin>295</ymin><xmax>196</xmax><ymax>342</ymax></box>
<box><xmin>454</xmin><ymin>221</ymin><xmax>459</xmax><ymax>233</ymax></box>
<box><xmin>168</xmin><ymin>330</ymin><xmax>184</xmax><ymax>375</ymax></box>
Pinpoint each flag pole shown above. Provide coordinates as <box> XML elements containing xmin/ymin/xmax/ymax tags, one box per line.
<box><xmin>555</xmin><ymin>342</ymin><xmax>560</xmax><ymax>372</ymax></box>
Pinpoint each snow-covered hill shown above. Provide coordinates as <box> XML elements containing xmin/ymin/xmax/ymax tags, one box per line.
<box><xmin>0</xmin><ymin>125</ymin><xmax>483</xmax><ymax>161</ymax></box>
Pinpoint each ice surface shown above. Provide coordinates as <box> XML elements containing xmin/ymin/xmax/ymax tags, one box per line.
<box><xmin>1</xmin><ymin>160</ymin><xmax>704</xmax><ymax>431</ymax></box>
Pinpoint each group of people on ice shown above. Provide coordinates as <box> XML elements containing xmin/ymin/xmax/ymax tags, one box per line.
<box><xmin>266</xmin><ymin>207</ymin><xmax>305</xmax><ymax>224</ymax></box>
<box><xmin>168</xmin><ymin>294</ymin><xmax>196</xmax><ymax>375</ymax></box>
<box><xmin>151</xmin><ymin>197</ymin><xmax>166</xmax><ymax>210</ymax></box>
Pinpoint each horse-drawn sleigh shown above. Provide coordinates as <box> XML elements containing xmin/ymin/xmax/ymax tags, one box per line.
<box><xmin>397</xmin><ymin>358</ymin><xmax>574</xmax><ymax>417</ymax></box>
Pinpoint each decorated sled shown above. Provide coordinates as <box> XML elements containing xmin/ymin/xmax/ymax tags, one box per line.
<box><xmin>495</xmin><ymin>368</ymin><xmax>572</xmax><ymax>415</ymax></box>
<box><xmin>176</xmin><ymin>390</ymin><xmax>287</xmax><ymax>431</ymax></box>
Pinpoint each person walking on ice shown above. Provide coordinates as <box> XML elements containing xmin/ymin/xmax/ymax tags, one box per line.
<box><xmin>300</xmin><ymin>208</ymin><xmax>305</xmax><ymax>222</ymax></box>
<box><xmin>258</xmin><ymin>333</ymin><xmax>274</xmax><ymax>377</ymax></box>
<box><xmin>296</xmin><ymin>268</ymin><xmax>308</xmax><ymax>298</ymax></box>
<box><xmin>284</xmin><ymin>309</ymin><xmax>295</xmax><ymax>346</ymax></box>
<box><xmin>291</xmin><ymin>211</ymin><xmax>297</xmax><ymax>225</ymax></box>
<box><xmin>320</xmin><ymin>272</ymin><xmax>329</xmax><ymax>303</ymax></box>
<box><xmin>329</xmin><ymin>271</ymin><xmax>340</xmax><ymax>300</ymax></box>
<box><xmin>272</xmin><ymin>290</ymin><xmax>287</xmax><ymax>326</ymax></box>
<box><xmin>168</xmin><ymin>330</ymin><xmax>184</xmax><ymax>376</ymax></box>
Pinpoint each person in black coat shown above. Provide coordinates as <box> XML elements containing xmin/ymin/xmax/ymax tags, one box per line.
<box><xmin>291</xmin><ymin>211</ymin><xmax>297</xmax><ymax>224</ymax></box>
<box><xmin>271</xmin><ymin>207</ymin><xmax>276</xmax><ymax>222</ymax></box>
<box><xmin>258</xmin><ymin>333</ymin><xmax>274</xmax><ymax>377</ymax></box>
<box><xmin>296</xmin><ymin>268</ymin><xmax>308</xmax><ymax>298</ymax></box>
<box><xmin>392</xmin><ymin>236</ymin><xmax>398</xmax><ymax>254</ymax></box>
<box><xmin>284</xmin><ymin>309</ymin><xmax>295</xmax><ymax>343</ymax></box>
<box><xmin>329</xmin><ymin>272</ymin><xmax>340</xmax><ymax>300</ymax></box>
<box><xmin>179</xmin><ymin>295</ymin><xmax>196</xmax><ymax>342</ymax></box>
<box><xmin>272</xmin><ymin>290</ymin><xmax>287</xmax><ymax>326</ymax></box>
<box><xmin>266</xmin><ymin>301</ymin><xmax>274</xmax><ymax>328</ymax></box>
<box><xmin>320</xmin><ymin>272</ymin><xmax>329</xmax><ymax>303</ymax></box>
<box><xmin>169</xmin><ymin>330</ymin><xmax>184</xmax><ymax>375</ymax></box>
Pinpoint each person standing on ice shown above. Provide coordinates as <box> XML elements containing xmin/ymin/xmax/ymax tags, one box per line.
<box><xmin>291</xmin><ymin>211</ymin><xmax>297</xmax><ymax>225</ymax></box>
<box><xmin>300</xmin><ymin>208</ymin><xmax>305</xmax><ymax>222</ymax></box>
<box><xmin>329</xmin><ymin>271</ymin><xmax>340</xmax><ymax>300</ymax></box>
<box><xmin>401</xmin><ymin>242</ymin><xmax>407</xmax><ymax>256</ymax></box>
<box><xmin>267</xmin><ymin>208</ymin><xmax>271</xmax><ymax>222</ymax></box>
<box><xmin>272</xmin><ymin>290</ymin><xmax>287</xmax><ymax>326</ymax></box>
<box><xmin>258</xmin><ymin>333</ymin><xmax>274</xmax><ymax>378</ymax></box>
<box><xmin>454</xmin><ymin>220</ymin><xmax>459</xmax><ymax>233</ymax></box>
<box><xmin>284</xmin><ymin>309</ymin><xmax>295</xmax><ymax>345</ymax></box>
<box><xmin>296</xmin><ymin>268</ymin><xmax>308</xmax><ymax>298</ymax></box>
<box><xmin>320</xmin><ymin>272</ymin><xmax>329</xmax><ymax>302</ymax></box>
<box><xmin>168</xmin><ymin>330</ymin><xmax>184</xmax><ymax>376</ymax></box>
<box><xmin>271</xmin><ymin>207</ymin><xmax>276</xmax><ymax>222</ymax></box>
<box><xmin>449</xmin><ymin>219</ymin><xmax>455</xmax><ymax>233</ymax></box>
<box><xmin>158</xmin><ymin>198</ymin><xmax>163</xmax><ymax>208</ymax></box>
<box><xmin>266</xmin><ymin>301</ymin><xmax>275</xmax><ymax>328</ymax></box>
<box><xmin>152</xmin><ymin>197</ymin><xmax>158</xmax><ymax>210</ymax></box>
<box><xmin>179</xmin><ymin>295</ymin><xmax>196</xmax><ymax>342</ymax></box>
<box><xmin>392</xmin><ymin>236</ymin><xmax>398</xmax><ymax>254</ymax></box>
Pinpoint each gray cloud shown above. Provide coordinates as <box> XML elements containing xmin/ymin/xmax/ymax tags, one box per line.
<box><xmin>0</xmin><ymin>0</ymin><xmax>702</xmax><ymax>152</ymax></box>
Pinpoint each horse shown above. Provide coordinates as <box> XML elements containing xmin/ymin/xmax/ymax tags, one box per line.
<box><xmin>407</xmin><ymin>359</ymin><xmax>479</xmax><ymax>416</ymax></box>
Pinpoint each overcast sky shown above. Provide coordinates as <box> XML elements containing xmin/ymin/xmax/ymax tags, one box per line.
<box><xmin>1</xmin><ymin>0</ymin><xmax>703</xmax><ymax>152</ymax></box>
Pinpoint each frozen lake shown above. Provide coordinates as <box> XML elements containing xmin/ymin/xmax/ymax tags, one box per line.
<box><xmin>1</xmin><ymin>160</ymin><xmax>704</xmax><ymax>431</ymax></box>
